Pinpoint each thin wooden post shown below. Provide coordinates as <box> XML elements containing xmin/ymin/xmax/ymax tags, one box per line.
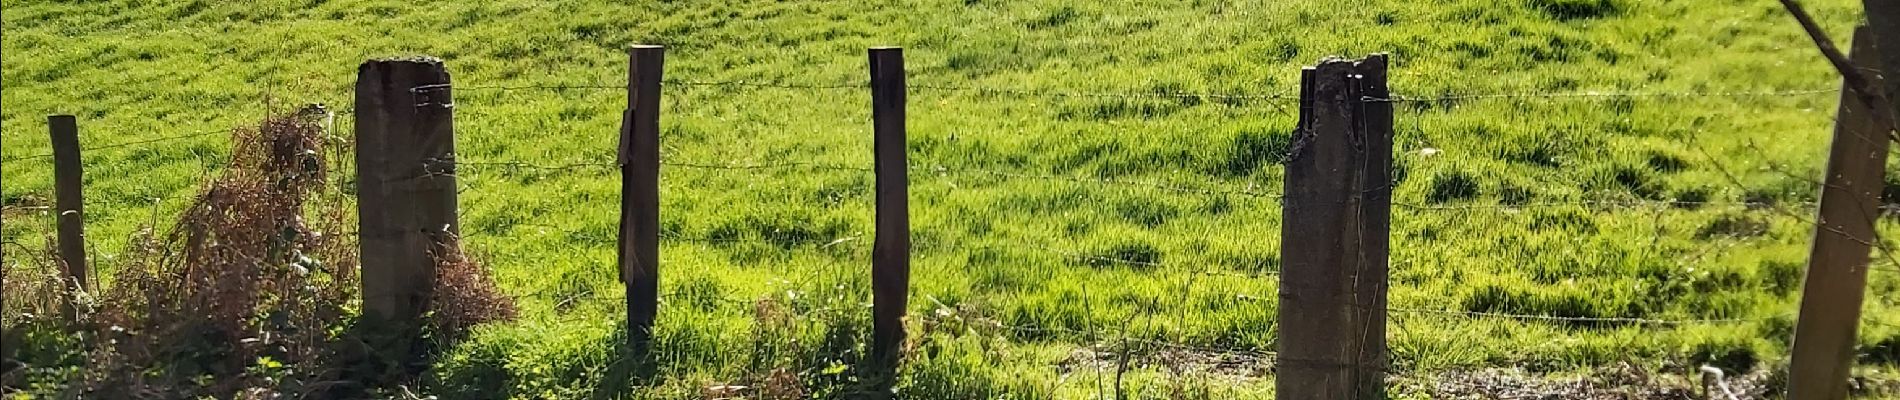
<box><xmin>1277</xmin><ymin>56</ymin><xmax>1393</xmax><ymax>400</ymax></box>
<box><xmin>621</xmin><ymin>45</ymin><xmax>664</xmax><ymax>347</ymax></box>
<box><xmin>2</xmin><ymin>111</ymin><xmax>9</xmax><ymax>378</ymax></box>
<box><xmin>355</xmin><ymin>57</ymin><xmax>458</xmax><ymax>353</ymax></box>
<box><xmin>1788</xmin><ymin>27</ymin><xmax>1892</xmax><ymax>400</ymax></box>
<box><xmin>48</xmin><ymin>115</ymin><xmax>87</xmax><ymax>319</ymax></box>
<box><xmin>869</xmin><ymin>47</ymin><xmax>910</xmax><ymax>371</ymax></box>
<box><xmin>2</xmin><ymin>110</ymin><xmax>7</xmax><ymax>375</ymax></box>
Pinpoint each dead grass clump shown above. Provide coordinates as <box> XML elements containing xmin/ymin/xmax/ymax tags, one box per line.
<box><xmin>89</xmin><ymin>108</ymin><xmax>357</xmax><ymax>397</ymax></box>
<box><xmin>2</xmin><ymin>240</ymin><xmax>69</xmax><ymax>326</ymax></box>
<box><xmin>2</xmin><ymin>241</ymin><xmax>71</xmax><ymax>392</ymax></box>
<box><xmin>426</xmin><ymin>244</ymin><xmax>516</xmax><ymax>345</ymax></box>
<box><xmin>9</xmin><ymin>105</ymin><xmax>517</xmax><ymax>397</ymax></box>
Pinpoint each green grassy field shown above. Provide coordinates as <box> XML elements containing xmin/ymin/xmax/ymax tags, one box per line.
<box><xmin>5</xmin><ymin>0</ymin><xmax>1900</xmax><ymax>398</ymax></box>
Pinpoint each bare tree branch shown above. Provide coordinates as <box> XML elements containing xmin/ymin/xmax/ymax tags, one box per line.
<box><xmin>1778</xmin><ymin>0</ymin><xmax>1900</xmax><ymax>143</ymax></box>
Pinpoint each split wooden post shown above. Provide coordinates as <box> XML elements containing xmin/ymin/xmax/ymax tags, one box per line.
<box><xmin>869</xmin><ymin>46</ymin><xmax>911</xmax><ymax>372</ymax></box>
<box><xmin>621</xmin><ymin>45</ymin><xmax>665</xmax><ymax>347</ymax></box>
<box><xmin>48</xmin><ymin>115</ymin><xmax>87</xmax><ymax>320</ymax></box>
<box><xmin>1277</xmin><ymin>55</ymin><xmax>1394</xmax><ymax>400</ymax></box>
<box><xmin>355</xmin><ymin>57</ymin><xmax>458</xmax><ymax>354</ymax></box>
<box><xmin>1788</xmin><ymin>27</ymin><xmax>1893</xmax><ymax>400</ymax></box>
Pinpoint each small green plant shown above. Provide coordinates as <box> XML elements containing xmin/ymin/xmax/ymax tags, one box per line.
<box><xmin>1426</xmin><ymin>170</ymin><xmax>1482</xmax><ymax>204</ymax></box>
<box><xmin>1672</xmin><ymin>186</ymin><xmax>1712</xmax><ymax>208</ymax></box>
<box><xmin>1088</xmin><ymin>241</ymin><xmax>1162</xmax><ymax>269</ymax></box>
<box><xmin>1527</xmin><ymin>0</ymin><xmax>1623</xmax><ymax>21</ymax></box>
<box><xmin>1025</xmin><ymin>5</ymin><xmax>1083</xmax><ymax>29</ymax></box>
<box><xmin>1217</xmin><ymin>129</ymin><xmax>1293</xmax><ymax>177</ymax></box>
<box><xmin>1698</xmin><ymin>213</ymin><xmax>1770</xmax><ymax>239</ymax></box>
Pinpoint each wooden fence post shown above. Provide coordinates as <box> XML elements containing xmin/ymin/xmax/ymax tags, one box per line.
<box><xmin>2</xmin><ymin>113</ymin><xmax>8</xmax><ymax>378</ymax></box>
<box><xmin>1788</xmin><ymin>26</ymin><xmax>1892</xmax><ymax>400</ymax></box>
<box><xmin>621</xmin><ymin>45</ymin><xmax>664</xmax><ymax>347</ymax></box>
<box><xmin>869</xmin><ymin>46</ymin><xmax>910</xmax><ymax>374</ymax></box>
<box><xmin>48</xmin><ymin>115</ymin><xmax>87</xmax><ymax>320</ymax></box>
<box><xmin>355</xmin><ymin>57</ymin><xmax>458</xmax><ymax>355</ymax></box>
<box><xmin>1858</xmin><ymin>2</ymin><xmax>1900</xmax><ymax>119</ymax></box>
<box><xmin>1277</xmin><ymin>55</ymin><xmax>1393</xmax><ymax>400</ymax></box>
<box><xmin>1355</xmin><ymin>53</ymin><xmax>1395</xmax><ymax>393</ymax></box>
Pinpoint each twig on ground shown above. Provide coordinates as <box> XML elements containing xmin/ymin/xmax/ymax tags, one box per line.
<box><xmin>1700</xmin><ymin>365</ymin><xmax>1740</xmax><ymax>400</ymax></box>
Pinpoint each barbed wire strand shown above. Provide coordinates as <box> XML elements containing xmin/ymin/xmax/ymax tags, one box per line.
<box><xmin>453</xmin><ymin>161</ymin><xmax>1846</xmax><ymax>218</ymax></box>
<box><xmin>1363</xmin><ymin>88</ymin><xmax>1838</xmax><ymax>103</ymax></box>
<box><xmin>437</xmin><ymin>157</ymin><xmax>1286</xmax><ymax>198</ymax></box>
<box><xmin>420</xmin><ymin>79</ymin><xmax>1838</xmax><ymax>104</ymax></box>
<box><xmin>438</xmin><ymin>157</ymin><xmax>1841</xmax><ymax>213</ymax></box>
<box><xmin>1387</xmin><ymin>307</ymin><xmax>1772</xmax><ymax>326</ymax></box>
<box><xmin>589</xmin><ymin>228</ymin><xmax>1776</xmax><ymax>326</ymax></box>
<box><xmin>1684</xmin><ymin>132</ymin><xmax>1900</xmax><ymax>271</ymax></box>
<box><xmin>1</xmin><ymin>128</ymin><xmax>229</xmax><ymax>164</ymax></box>
<box><xmin>1395</xmin><ymin>199</ymin><xmax>1808</xmax><ymax>211</ymax></box>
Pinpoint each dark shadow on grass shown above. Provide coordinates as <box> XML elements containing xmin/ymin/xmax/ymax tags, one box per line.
<box><xmin>589</xmin><ymin>328</ymin><xmax>663</xmax><ymax>400</ymax></box>
<box><xmin>318</xmin><ymin>316</ymin><xmax>431</xmax><ymax>398</ymax></box>
<box><xmin>1</xmin><ymin>342</ymin><xmax>21</xmax><ymax>392</ymax></box>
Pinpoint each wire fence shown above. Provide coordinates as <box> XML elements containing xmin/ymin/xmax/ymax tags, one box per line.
<box><xmin>0</xmin><ymin>79</ymin><xmax>1843</xmax><ymax>164</ymax></box>
<box><xmin>469</xmin><ymin>210</ymin><xmax>1806</xmax><ymax>328</ymax></box>
<box><xmin>0</xmin><ymin>75</ymin><xmax>1885</xmax><ymax>397</ymax></box>
<box><xmin>1362</xmin><ymin>88</ymin><xmax>1841</xmax><ymax>103</ymax></box>
<box><xmin>0</xmin><ymin>128</ymin><xmax>230</xmax><ymax>164</ymax></box>
<box><xmin>442</xmin><ymin>77</ymin><xmax>1838</xmax><ymax>100</ymax></box>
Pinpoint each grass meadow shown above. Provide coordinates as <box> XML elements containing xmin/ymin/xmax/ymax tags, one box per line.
<box><xmin>4</xmin><ymin>0</ymin><xmax>1900</xmax><ymax>398</ymax></box>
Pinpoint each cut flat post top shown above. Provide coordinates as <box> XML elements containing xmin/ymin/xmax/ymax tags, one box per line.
<box><xmin>869</xmin><ymin>46</ymin><xmax>910</xmax><ymax>366</ymax></box>
<box><xmin>1787</xmin><ymin>26</ymin><xmax>1891</xmax><ymax>400</ymax></box>
<box><xmin>355</xmin><ymin>57</ymin><xmax>458</xmax><ymax>326</ymax></box>
<box><xmin>622</xmin><ymin>45</ymin><xmax>665</xmax><ymax>345</ymax></box>
<box><xmin>1277</xmin><ymin>55</ymin><xmax>1393</xmax><ymax>400</ymax></box>
<box><xmin>49</xmin><ymin>115</ymin><xmax>87</xmax><ymax>297</ymax></box>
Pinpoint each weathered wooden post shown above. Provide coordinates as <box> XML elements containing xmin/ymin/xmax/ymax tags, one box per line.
<box><xmin>48</xmin><ymin>115</ymin><xmax>87</xmax><ymax>320</ymax></box>
<box><xmin>869</xmin><ymin>46</ymin><xmax>911</xmax><ymax>377</ymax></box>
<box><xmin>1277</xmin><ymin>55</ymin><xmax>1393</xmax><ymax>400</ymax></box>
<box><xmin>1</xmin><ymin>109</ymin><xmax>8</xmax><ymax>379</ymax></box>
<box><xmin>621</xmin><ymin>45</ymin><xmax>664</xmax><ymax>347</ymax></box>
<box><xmin>355</xmin><ymin>57</ymin><xmax>458</xmax><ymax>356</ymax></box>
<box><xmin>1788</xmin><ymin>27</ymin><xmax>1892</xmax><ymax>400</ymax></box>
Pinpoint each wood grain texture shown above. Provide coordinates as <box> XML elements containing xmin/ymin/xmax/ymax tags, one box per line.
<box><xmin>1788</xmin><ymin>26</ymin><xmax>1891</xmax><ymax>400</ymax></box>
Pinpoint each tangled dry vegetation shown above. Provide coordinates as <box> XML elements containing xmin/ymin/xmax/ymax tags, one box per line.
<box><xmin>427</xmin><ymin>243</ymin><xmax>518</xmax><ymax>347</ymax></box>
<box><xmin>2</xmin><ymin>109</ymin><xmax>515</xmax><ymax>398</ymax></box>
<box><xmin>88</xmin><ymin>108</ymin><xmax>359</xmax><ymax>397</ymax></box>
